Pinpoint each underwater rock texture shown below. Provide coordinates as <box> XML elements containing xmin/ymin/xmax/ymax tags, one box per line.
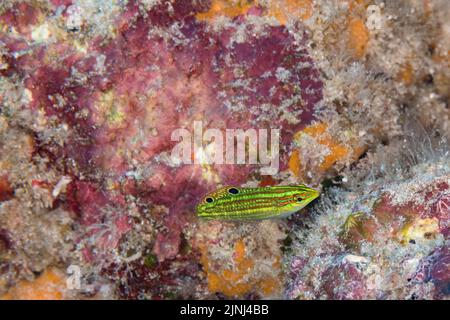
<box><xmin>0</xmin><ymin>0</ymin><xmax>449</xmax><ymax>299</ymax></box>
<box><xmin>286</xmin><ymin>138</ymin><xmax>450</xmax><ymax>299</ymax></box>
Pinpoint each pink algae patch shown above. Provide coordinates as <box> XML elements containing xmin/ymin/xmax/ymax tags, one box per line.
<box><xmin>1</xmin><ymin>268</ymin><xmax>66</xmax><ymax>300</ymax></box>
<box><xmin>0</xmin><ymin>2</ymin><xmax>42</xmax><ymax>34</ymax></box>
<box><xmin>1</xmin><ymin>0</ymin><xmax>323</xmax><ymax>286</ymax></box>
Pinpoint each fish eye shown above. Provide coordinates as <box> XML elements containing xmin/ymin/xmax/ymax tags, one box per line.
<box><xmin>297</xmin><ymin>197</ymin><xmax>303</xmax><ymax>202</ymax></box>
<box><xmin>205</xmin><ymin>197</ymin><xmax>214</xmax><ymax>203</ymax></box>
<box><xmin>228</xmin><ymin>188</ymin><xmax>239</xmax><ymax>194</ymax></box>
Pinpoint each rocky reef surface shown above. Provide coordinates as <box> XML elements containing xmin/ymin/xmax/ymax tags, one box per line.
<box><xmin>0</xmin><ymin>0</ymin><xmax>449</xmax><ymax>299</ymax></box>
<box><xmin>287</xmin><ymin>134</ymin><xmax>450</xmax><ymax>299</ymax></box>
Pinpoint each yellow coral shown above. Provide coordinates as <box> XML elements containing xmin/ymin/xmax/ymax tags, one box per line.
<box><xmin>290</xmin><ymin>122</ymin><xmax>359</xmax><ymax>176</ymax></box>
<box><xmin>196</xmin><ymin>0</ymin><xmax>313</xmax><ymax>24</ymax></box>
<box><xmin>1</xmin><ymin>268</ymin><xmax>66</xmax><ymax>300</ymax></box>
<box><xmin>397</xmin><ymin>218</ymin><xmax>440</xmax><ymax>244</ymax></box>
<box><xmin>348</xmin><ymin>18</ymin><xmax>369</xmax><ymax>59</ymax></box>
<box><xmin>196</xmin><ymin>0</ymin><xmax>253</xmax><ymax>22</ymax></box>
<box><xmin>288</xmin><ymin>149</ymin><xmax>301</xmax><ymax>178</ymax></box>
<box><xmin>200</xmin><ymin>239</ymin><xmax>280</xmax><ymax>297</ymax></box>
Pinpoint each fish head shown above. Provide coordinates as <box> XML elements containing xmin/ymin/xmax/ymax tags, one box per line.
<box><xmin>278</xmin><ymin>185</ymin><xmax>320</xmax><ymax>213</ymax></box>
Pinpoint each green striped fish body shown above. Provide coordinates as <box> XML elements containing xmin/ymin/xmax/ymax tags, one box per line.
<box><xmin>196</xmin><ymin>185</ymin><xmax>319</xmax><ymax>220</ymax></box>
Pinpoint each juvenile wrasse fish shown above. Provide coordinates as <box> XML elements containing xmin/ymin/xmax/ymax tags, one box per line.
<box><xmin>196</xmin><ymin>185</ymin><xmax>320</xmax><ymax>220</ymax></box>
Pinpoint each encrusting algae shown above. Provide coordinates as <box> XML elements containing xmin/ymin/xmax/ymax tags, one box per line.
<box><xmin>196</xmin><ymin>0</ymin><xmax>313</xmax><ymax>24</ymax></box>
<box><xmin>1</xmin><ymin>268</ymin><xmax>66</xmax><ymax>300</ymax></box>
<box><xmin>289</xmin><ymin>122</ymin><xmax>366</xmax><ymax>181</ymax></box>
<box><xmin>200</xmin><ymin>240</ymin><xmax>281</xmax><ymax>297</ymax></box>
